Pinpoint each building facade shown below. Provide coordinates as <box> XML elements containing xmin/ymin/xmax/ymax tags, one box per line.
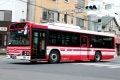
<box><xmin>0</xmin><ymin>21</ymin><xmax>12</xmax><ymax>54</ymax></box>
<box><xmin>27</xmin><ymin>0</ymin><xmax>88</xmax><ymax>29</ymax></box>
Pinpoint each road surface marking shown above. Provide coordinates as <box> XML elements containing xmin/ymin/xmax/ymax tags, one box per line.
<box><xmin>72</xmin><ymin>63</ymin><xmax>120</xmax><ymax>69</ymax></box>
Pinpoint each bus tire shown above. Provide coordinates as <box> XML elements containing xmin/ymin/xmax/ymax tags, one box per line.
<box><xmin>94</xmin><ymin>51</ymin><xmax>102</xmax><ymax>62</ymax></box>
<box><xmin>48</xmin><ymin>50</ymin><xmax>60</xmax><ymax>64</ymax></box>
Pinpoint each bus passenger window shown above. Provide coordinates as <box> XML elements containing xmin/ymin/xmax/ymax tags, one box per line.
<box><xmin>81</xmin><ymin>37</ymin><xmax>87</xmax><ymax>47</ymax></box>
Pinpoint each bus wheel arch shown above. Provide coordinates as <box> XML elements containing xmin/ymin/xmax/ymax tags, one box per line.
<box><xmin>94</xmin><ymin>51</ymin><xmax>102</xmax><ymax>62</ymax></box>
<box><xmin>48</xmin><ymin>49</ymin><xmax>61</xmax><ymax>63</ymax></box>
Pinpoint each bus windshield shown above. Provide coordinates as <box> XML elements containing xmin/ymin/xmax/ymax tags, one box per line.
<box><xmin>8</xmin><ymin>24</ymin><xmax>30</xmax><ymax>46</ymax></box>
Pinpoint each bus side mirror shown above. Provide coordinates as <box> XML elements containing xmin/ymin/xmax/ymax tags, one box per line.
<box><xmin>24</xmin><ymin>25</ymin><xmax>28</xmax><ymax>35</ymax></box>
<box><xmin>24</xmin><ymin>29</ymin><xmax>28</xmax><ymax>35</ymax></box>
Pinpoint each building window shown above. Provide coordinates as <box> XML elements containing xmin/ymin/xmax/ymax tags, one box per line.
<box><xmin>42</xmin><ymin>9</ymin><xmax>59</xmax><ymax>22</ymax></box>
<box><xmin>58</xmin><ymin>12</ymin><xmax>60</xmax><ymax>21</ymax></box>
<box><xmin>64</xmin><ymin>14</ymin><xmax>67</xmax><ymax>23</ymax></box>
<box><xmin>0</xmin><ymin>10</ymin><xmax>12</xmax><ymax>21</ymax></box>
<box><xmin>65</xmin><ymin>0</ymin><xmax>69</xmax><ymax>3</ymax></box>
<box><xmin>42</xmin><ymin>10</ymin><xmax>48</xmax><ymax>21</ymax></box>
<box><xmin>75</xmin><ymin>0</ymin><xmax>85</xmax><ymax>13</ymax></box>
<box><xmin>76</xmin><ymin>18</ymin><xmax>84</xmax><ymax>28</ymax></box>
<box><xmin>71</xmin><ymin>18</ymin><xmax>73</xmax><ymax>24</ymax></box>
<box><xmin>52</xmin><ymin>0</ymin><xmax>56</xmax><ymax>1</ymax></box>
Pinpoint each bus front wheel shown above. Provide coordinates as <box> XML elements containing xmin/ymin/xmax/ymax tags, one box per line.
<box><xmin>48</xmin><ymin>50</ymin><xmax>60</xmax><ymax>64</ymax></box>
<box><xmin>94</xmin><ymin>52</ymin><xmax>102</xmax><ymax>62</ymax></box>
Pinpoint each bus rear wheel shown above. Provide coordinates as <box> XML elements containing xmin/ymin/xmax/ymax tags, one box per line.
<box><xmin>94</xmin><ymin>52</ymin><xmax>102</xmax><ymax>62</ymax></box>
<box><xmin>48</xmin><ymin>50</ymin><xmax>60</xmax><ymax>64</ymax></box>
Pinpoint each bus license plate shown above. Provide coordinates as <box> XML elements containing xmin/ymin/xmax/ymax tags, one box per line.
<box><xmin>11</xmin><ymin>55</ymin><xmax>16</xmax><ymax>59</ymax></box>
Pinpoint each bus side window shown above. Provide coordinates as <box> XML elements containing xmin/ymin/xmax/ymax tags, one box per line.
<box><xmin>81</xmin><ymin>37</ymin><xmax>87</xmax><ymax>47</ymax></box>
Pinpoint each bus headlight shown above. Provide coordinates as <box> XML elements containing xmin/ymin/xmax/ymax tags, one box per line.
<box><xmin>22</xmin><ymin>51</ymin><xmax>30</xmax><ymax>56</ymax></box>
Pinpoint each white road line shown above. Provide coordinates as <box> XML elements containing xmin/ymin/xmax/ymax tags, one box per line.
<box><xmin>72</xmin><ymin>63</ymin><xmax>120</xmax><ymax>69</ymax></box>
<box><xmin>108</xmin><ymin>66</ymin><xmax>120</xmax><ymax>68</ymax></box>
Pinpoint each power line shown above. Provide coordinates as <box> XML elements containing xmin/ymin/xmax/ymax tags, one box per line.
<box><xmin>18</xmin><ymin>0</ymin><xmax>56</xmax><ymax>12</ymax></box>
<box><xmin>18</xmin><ymin>0</ymin><xmax>98</xmax><ymax>23</ymax></box>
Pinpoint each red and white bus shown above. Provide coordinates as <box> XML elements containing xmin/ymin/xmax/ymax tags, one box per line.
<box><xmin>7</xmin><ymin>22</ymin><xmax>116</xmax><ymax>63</ymax></box>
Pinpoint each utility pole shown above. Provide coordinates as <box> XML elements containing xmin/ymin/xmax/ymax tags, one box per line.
<box><xmin>26</xmin><ymin>0</ymin><xmax>30</xmax><ymax>21</ymax></box>
<box><xmin>26</xmin><ymin>0</ymin><xmax>35</xmax><ymax>22</ymax></box>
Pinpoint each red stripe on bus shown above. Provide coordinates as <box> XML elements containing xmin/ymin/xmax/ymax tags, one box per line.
<box><xmin>60</xmin><ymin>48</ymin><xmax>65</xmax><ymax>51</ymax></box>
<box><xmin>93</xmin><ymin>50</ymin><xmax>115</xmax><ymax>52</ymax></box>
<box><xmin>65</xmin><ymin>49</ymin><xmax>91</xmax><ymax>51</ymax></box>
<box><xmin>67</xmin><ymin>49</ymin><xmax>72</xmax><ymax>51</ymax></box>
<box><xmin>73</xmin><ymin>49</ymin><xmax>81</xmax><ymax>51</ymax></box>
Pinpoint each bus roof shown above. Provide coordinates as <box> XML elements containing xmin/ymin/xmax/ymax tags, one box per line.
<box><xmin>19</xmin><ymin>22</ymin><xmax>115</xmax><ymax>37</ymax></box>
<box><xmin>43</xmin><ymin>22</ymin><xmax>115</xmax><ymax>37</ymax></box>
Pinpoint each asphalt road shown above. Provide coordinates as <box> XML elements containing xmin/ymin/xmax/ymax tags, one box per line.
<box><xmin>0</xmin><ymin>56</ymin><xmax>120</xmax><ymax>80</ymax></box>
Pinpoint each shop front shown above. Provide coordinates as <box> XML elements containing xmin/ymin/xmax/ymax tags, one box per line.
<box><xmin>0</xmin><ymin>21</ymin><xmax>12</xmax><ymax>54</ymax></box>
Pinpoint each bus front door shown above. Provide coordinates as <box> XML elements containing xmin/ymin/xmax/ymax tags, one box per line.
<box><xmin>80</xmin><ymin>35</ymin><xmax>89</xmax><ymax>60</ymax></box>
<box><xmin>31</xmin><ymin>30</ymin><xmax>46</xmax><ymax>59</ymax></box>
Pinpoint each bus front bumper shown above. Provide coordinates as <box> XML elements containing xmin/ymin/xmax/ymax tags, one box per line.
<box><xmin>7</xmin><ymin>55</ymin><xmax>31</xmax><ymax>60</ymax></box>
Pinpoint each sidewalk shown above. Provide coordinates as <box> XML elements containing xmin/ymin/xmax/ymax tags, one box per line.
<box><xmin>110</xmin><ymin>56</ymin><xmax>120</xmax><ymax>64</ymax></box>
